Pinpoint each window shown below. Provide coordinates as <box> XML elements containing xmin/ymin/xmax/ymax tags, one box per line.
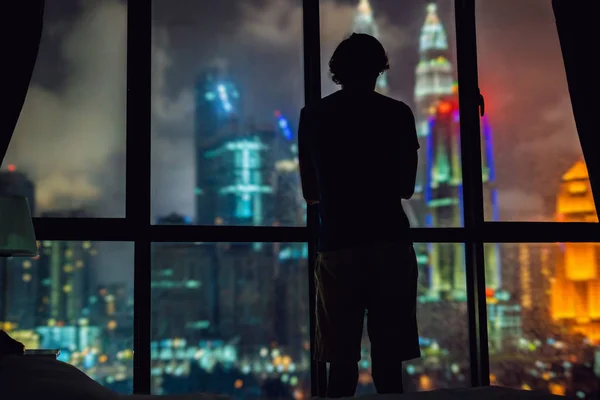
<box><xmin>2</xmin><ymin>0</ymin><xmax>127</xmax><ymax>218</ymax></box>
<box><xmin>150</xmin><ymin>242</ymin><xmax>309</xmax><ymax>397</ymax></box>
<box><xmin>354</xmin><ymin>243</ymin><xmax>471</xmax><ymax>395</ymax></box>
<box><xmin>487</xmin><ymin>243</ymin><xmax>600</xmax><ymax>398</ymax></box>
<box><xmin>3</xmin><ymin>0</ymin><xmax>598</xmax><ymax>398</ymax></box>
<box><xmin>0</xmin><ymin>241</ymin><xmax>134</xmax><ymax>394</ymax></box>
<box><xmin>475</xmin><ymin>0</ymin><xmax>596</xmax><ymax>222</ymax></box>
<box><xmin>320</xmin><ymin>0</ymin><xmax>465</xmax><ymax>229</ymax></box>
<box><xmin>151</xmin><ymin>0</ymin><xmax>305</xmax><ymax>227</ymax></box>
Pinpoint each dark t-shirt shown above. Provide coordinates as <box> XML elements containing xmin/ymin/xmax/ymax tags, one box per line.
<box><xmin>299</xmin><ymin>89</ymin><xmax>420</xmax><ymax>252</ymax></box>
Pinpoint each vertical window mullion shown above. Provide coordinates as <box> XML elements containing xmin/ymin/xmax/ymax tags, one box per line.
<box><xmin>127</xmin><ymin>0</ymin><xmax>152</xmax><ymax>394</ymax></box>
<box><xmin>454</xmin><ymin>0</ymin><xmax>490</xmax><ymax>387</ymax></box>
<box><xmin>302</xmin><ymin>0</ymin><xmax>326</xmax><ymax>397</ymax></box>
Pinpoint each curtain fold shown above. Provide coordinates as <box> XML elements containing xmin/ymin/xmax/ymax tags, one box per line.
<box><xmin>0</xmin><ymin>1</ymin><xmax>45</xmax><ymax>167</ymax></box>
<box><xmin>553</xmin><ymin>0</ymin><xmax>600</xmax><ymax>219</ymax></box>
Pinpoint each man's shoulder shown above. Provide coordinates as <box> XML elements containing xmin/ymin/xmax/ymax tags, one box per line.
<box><xmin>301</xmin><ymin>91</ymin><xmax>413</xmax><ymax>117</ymax></box>
<box><xmin>302</xmin><ymin>91</ymin><xmax>342</xmax><ymax>113</ymax></box>
<box><xmin>373</xmin><ymin>92</ymin><xmax>412</xmax><ymax>112</ymax></box>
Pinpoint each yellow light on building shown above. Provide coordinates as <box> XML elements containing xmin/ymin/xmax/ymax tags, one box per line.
<box><xmin>234</xmin><ymin>379</ymin><xmax>244</xmax><ymax>389</ymax></box>
<box><xmin>548</xmin><ymin>383</ymin><xmax>565</xmax><ymax>396</ymax></box>
<box><xmin>419</xmin><ymin>375</ymin><xmax>432</xmax><ymax>391</ymax></box>
<box><xmin>552</xmin><ymin>160</ymin><xmax>600</xmax><ymax>344</ymax></box>
<box><xmin>22</xmin><ymin>273</ymin><xmax>32</xmax><ymax>283</ymax></box>
<box><xmin>107</xmin><ymin>320</ymin><xmax>117</xmax><ymax>330</ymax></box>
<box><xmin>358</xmin><ymin>372</ymin><xmax>372</xmax><ymax>385</ymax></box>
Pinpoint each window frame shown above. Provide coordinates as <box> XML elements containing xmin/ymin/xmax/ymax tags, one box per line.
<box><xmin>26</xmin><ymin>0</ymin><xmax>600</xmax><ymax>395</ymax></box>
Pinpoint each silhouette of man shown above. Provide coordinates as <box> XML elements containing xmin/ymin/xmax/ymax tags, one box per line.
<box><xmin>298</xmin><ymin>33</ymin><xmax>421</xmax><ymax>397</ymax></box>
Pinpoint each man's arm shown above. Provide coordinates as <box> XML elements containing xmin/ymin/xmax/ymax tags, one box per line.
<box><xmin>400</xmin><ymin>104</ymin><xmax>419</xmax><ymax>199</ymax></box>
<box><xmin>298</xmin><ymin>108</ymin><xmax>319</xmax><ymax>204</ymax></box>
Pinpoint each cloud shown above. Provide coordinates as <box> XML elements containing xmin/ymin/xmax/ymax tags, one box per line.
<box><xmin>150</xmin><ymin>26</ymin><xmax>196</xmax><ymax>220</ymax></box>
<box><xmin>5</xmin><ymin>0</ymin><xmax>127</xmax><ymax>216</ymax></box>
<box><xmin>496</xmin><ymin>189</ymin><xmax>548</xmax><ymax>221</ymax></box>
<box><xmin>237</xmin><ymin>0</ymin><xmax>303</xmax><ymax>48</ymax></box>
<box><xmin>236</xmin><ymin>0</ymin><xmax>410</xmax><ymax>97</ymax></box>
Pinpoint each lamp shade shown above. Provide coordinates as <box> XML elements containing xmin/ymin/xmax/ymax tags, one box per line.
<box><xmin>0</xmin><ymin>195</ymin><xmax>37</xmax><ymax>257</ymax></box>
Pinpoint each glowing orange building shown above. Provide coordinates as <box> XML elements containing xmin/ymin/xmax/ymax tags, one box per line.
<box><xmin>551</xmin><ymin>160</ymin><xmax>600</xmax><ymax>343</ymax></box>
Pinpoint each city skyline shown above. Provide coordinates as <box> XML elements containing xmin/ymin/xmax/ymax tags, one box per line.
<box><xmin>1</xmin><ymin>1</ymin><xmax>599</xmax><ymax>398</ymax></box>
<box><xmin>0</xmin><ymin>0</ymin><xmax>587</xmax><ymax>224</ymax></box>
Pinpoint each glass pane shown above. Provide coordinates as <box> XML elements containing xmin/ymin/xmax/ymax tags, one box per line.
<box><xmin>320</xmin><ymin>0</ymin><xmax>463</xmax><ymax>229</ymax></box>
<box><xmin>151</xmin><ymin>0</ymin><xmax>305</xmax><ymax>227</ymax></box>
<box><xmin>487</xmin><ymin>243</ymin><xmax>600</xmax><ymax>398</ymax></box>
<box><xmin>0</xmin><ymin>241</ymin><xmax>134</xmax><ymax>394</ymax></box>
<box><xmin>353</xmin><ymin>243</ymin><xmax>470</xmax><ymax>395</ymax></box>
<box><xmin>476</xmin><ymin>1</ymin><xmax>597</xmax><ymax>222</ymax></box>
<box><xmin>151</xmin><ymin>242</ymin><xmax>310</xmax><ymax>397</ymax></box>
<box><xmin>1</xmin><ymin>0</ymin><xmax>127</xmax><ymax>218</ymax></box>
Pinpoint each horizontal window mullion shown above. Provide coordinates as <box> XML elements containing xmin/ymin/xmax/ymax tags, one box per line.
<box><xmin>32</xmin><ymin>220</ymin><xmax>600</xmax><ymax>243</ymax></box>
<box><xmin>481</xmin><ymin>222</ymin><xmax>600</xmax><ymax>243</ymax></box>
<box><xmin>32</xmin><ymin>218</ymin><xmax>137</xmax><ymax>241</ymax></box>
<box><xmin>150</xmin><ymin>225</ymin><xmax>308</xmax><ymax>243</ymax></box>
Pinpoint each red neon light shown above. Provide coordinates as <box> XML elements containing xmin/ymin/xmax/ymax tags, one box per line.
<box><xmin>438</xmin><ymin>101</ymin><xmax>452</xmax><ymax>114</ymax></box>
<box><xmin>7</xmin><ymin>164</ymin><xmax>16</xmax><ymax>172</ymax></box>
<box><xmin>485</xmin><ymin>288</ymin><xmax>495</xmax><ymax>298</ymax></box>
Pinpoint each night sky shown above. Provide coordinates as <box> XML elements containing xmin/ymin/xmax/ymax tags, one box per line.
<box><xmin>2</xmin><ymin>0</ymin><xmax>585</xmax><ymax>282</ymax></box>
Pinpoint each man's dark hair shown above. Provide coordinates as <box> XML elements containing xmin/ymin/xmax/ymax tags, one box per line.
<box><xmin>329</xmin><ymin>33</ymin><xmax>390</xmax><ymax>86</ymax></box>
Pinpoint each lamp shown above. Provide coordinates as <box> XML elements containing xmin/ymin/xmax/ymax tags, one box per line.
<box><xmin>0</xmin><ymin>195</ymin><xmax>37</xmax><ymax>327</ymax></box>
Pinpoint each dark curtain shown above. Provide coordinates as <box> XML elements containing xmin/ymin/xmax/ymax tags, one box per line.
<box><xmin>553</xmin><ymin>0</ymin><xmax>600</xmax><ymax>218</ymax></box>
<box><xmin>0</xmin><ymin>1</ymin><xmax>45</xmax><ymax>166</ymax></box>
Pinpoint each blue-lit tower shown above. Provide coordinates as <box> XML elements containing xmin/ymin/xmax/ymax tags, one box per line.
<box><xmin>351</xmin><ymin>0</ymin><xmax>389</xmax><ymax>95</ymax></box>
<box><xmin>417</xmin><ymin>3</ymin><xmax>501</xmax><ymax>300</ymax></box>
<box><xmin>194</xmin><ymin>66</ymin><xmax>275</xmax><ymax>226</ymax></box>
<box><xmin>414</xmin><ymin>2</ymin><xmax>456</xmax><ymax>227</ymax></box>
<box><xmin>272</xmin><ymin>111</ymin><xmax>303</xmax><ymax>227</ymax></box>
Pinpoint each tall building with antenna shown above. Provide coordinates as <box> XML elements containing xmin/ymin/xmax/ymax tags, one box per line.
<box><xmin>414</xmin><ymin>2</ymin><xmax>456</xmax><ymax>227</ymax></box>
<box><xmin>415</xmin><ymin>2</ymin><xmax>501</xmax><ymax>299</ymax></box>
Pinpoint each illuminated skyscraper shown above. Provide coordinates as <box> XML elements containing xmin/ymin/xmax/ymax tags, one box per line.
<box><xmin>36</xmin><ymin>236</ymin><xmax>96</xmax><ymax>327</ymax></box>
<box><xmin>414</xmin><ymin>2</ymin><xmax>455</xmax><ymax>224</ymax></box>
<box><xmin>552</xmin><ymin>160</ymin><xmax>600</xmax><ymax>343</ymax></box>
<box><xmin>417</xmin><ymin>3</ymin><xmax>501</xmax><ymax>300</ymax></box>
<box><xmin>351</xmin><ymin>0</ymin><xmax>389</xmax><ymax>95</ymax></box>
<box><xmin>273</xmin><ymin>111</ymin><xmax>303</xmax><ymax>227</ymax></box>
<box><xmin>194</xmin><ymin>67</ymin><xmax>277</xmax><ymax>226</ymax></box>
<box><xmin>151</xmin><ymin>241</ymin><xmax>218</xmax><ymax>341</ymax></box>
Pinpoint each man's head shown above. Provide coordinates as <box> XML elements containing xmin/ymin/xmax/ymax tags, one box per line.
<box><xmin>329</xmin><ymin>33</ymin><xmax>389</xmax><ymax>90</ymax></box>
